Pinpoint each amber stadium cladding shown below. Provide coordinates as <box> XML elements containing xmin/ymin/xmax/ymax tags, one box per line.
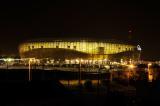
<box><xmin>19</xmin><ymin>38</ymin><xmax>141</xmax><ymax>61</ymax></box>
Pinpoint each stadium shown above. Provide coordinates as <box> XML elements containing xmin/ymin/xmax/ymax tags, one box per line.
<box><xmin>19</xmin><ymin>38</ymin><xmax>141</xmax><ymax>63</ymax></box>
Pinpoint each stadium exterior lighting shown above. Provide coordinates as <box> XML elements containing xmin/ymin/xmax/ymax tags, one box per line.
<box><xmin>76</xmin><ymin>59</ymin><xmax>79</xmax><ymax>64</ymax></box>
<box><xmin>104</xmin><ymin>65</ymin><xmax>110</xmax><ymax>70</ymax></box>
<box><xmin>80</xmin><ymin>59</ymin><xmax>84</xmax><ymax>63</ymax></box>
<box><xmin>19</xmin><ymin>39</ymin><xmax>139</xmax><ymax>62</ymax></box>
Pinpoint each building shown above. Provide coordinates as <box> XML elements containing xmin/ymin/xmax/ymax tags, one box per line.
<box><xmin>19</xmin><ymin>38</ymin><xmax>141</xmax><ymax>62</ymax></box>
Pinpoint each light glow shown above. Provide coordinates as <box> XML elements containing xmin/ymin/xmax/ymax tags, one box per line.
<box><xmin>128</xmin><ymin>64</ymin><xmax>135</xmax><ymax>69</ymax></box>
<box><xmin>19</xmin><ymin>40</ymin><xmax>136</xmax><ymax>59</ymax></box>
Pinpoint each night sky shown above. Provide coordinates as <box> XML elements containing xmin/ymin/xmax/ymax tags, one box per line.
<box><xmin>0</xmin><ymin>1</ymin><xmax>160</xmax><ymax>60</ymax></box>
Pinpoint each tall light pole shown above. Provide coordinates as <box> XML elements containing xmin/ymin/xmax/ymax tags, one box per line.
<box><xmin>78</xmin><ymin>58</ymin><xmax>82</xmax><ymax>85</ymax></box>
<box><xmin>128</xmin><ymin>64</ymin><xmax>134</xmax><ymax>86</ymax></box>
<box><xmin>28</xmin><ymin>58</ymin><xmax>35</xmax><ymax>81</ymax></box>
<box><xmin>148</xmin><ymin>63</ymin><xmax>152</xmax><ymax>82</ymax></box>
<box><xmin>6</xmin><ymin>60</ymin><xmax>8</xmax><ymax>69</ymax></box>
<box><xmin>97</xmin><ymin>62</ymin><xmax>100</xmax><ymax>89</ymax></box>
<box><xmin>28</xmin><ymin>59</ymin><xmax>31</xmax><ymax>81</ymax></box>
<box><xmin>4</xmin><ymin>58</ymin><xmax>12</xmax><ymax>69</ymax></box>
<box><xmin>137</xmin><ymin>45</ymin><xmax>142</xmax><ymax>63</ymax></box>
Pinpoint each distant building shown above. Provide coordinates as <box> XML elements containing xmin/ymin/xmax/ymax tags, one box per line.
<box><xmin>19</xmin><ymin>38</ymin><xmax>141</xmax><ymax>62</ymax></box>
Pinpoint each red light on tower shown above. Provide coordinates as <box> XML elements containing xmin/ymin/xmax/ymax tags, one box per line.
<box><xmin>128</xmin><ymin>25</ymin><xmax>133</xmax><ymax>40</ymax></box>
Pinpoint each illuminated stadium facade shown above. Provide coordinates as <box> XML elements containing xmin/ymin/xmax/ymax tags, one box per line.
<box><xmin>19</xmin><ymin>38</ymin><xmax>141</xmax><ymax>62</ymax></box>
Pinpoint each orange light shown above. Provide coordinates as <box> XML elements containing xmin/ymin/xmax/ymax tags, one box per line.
<box><xmin>128</xmin><ymin>64</ymin><xmax>134</xmax><ymax>69</ymax></box>
<box><xmin>148</xmin><ymin>63</ymin><xmax>152</xmax><ymax>67</ymax></box>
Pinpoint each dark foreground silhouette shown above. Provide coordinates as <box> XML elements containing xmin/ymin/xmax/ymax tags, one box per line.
<box><xmin>0</xmin><ymin>80</ymin><xmax>159</xmax><ymax>106</ymax></box>
<box><xmin>1</xmin><ymin>68</ymin><xmax>160</xmax><ymax>105</ymax></box>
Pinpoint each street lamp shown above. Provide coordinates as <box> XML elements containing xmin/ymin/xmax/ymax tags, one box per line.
<box><xmin>137</xmin><ymin>45</ymin><xmax>142</xmax><ymax>63</ymax></box>
<box><xmin>28</xmin><ymin>58</ymin><xmax>35</xmax><ymax>81</ymax></box>
<box><xmin>28</xmin><ymin>59</ymin><xmax>31</xmax><ymax>81</ymax></box>
<box><xmin>97</xmin><ymin>62</ymin><xmax>101</xmax><ymax>88</ymax></box>
<box><xmin>78</xmin><ymin>58</ymin><xmax>81</xmax><ymax>85</ymax></box>
<box><xmin>148</xmin><ymin>63</ymin><xmax>153</xmax><ymax>82</ymax></box>
<box><xmin>4</xmin><ymin>58</ymin><xmax>13</xmax><ymax>69</ymax></box>
<box><xmin>128</xmin><ymin>64</ymin><xmax>135</xmax><ymax>85</ymax></box>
